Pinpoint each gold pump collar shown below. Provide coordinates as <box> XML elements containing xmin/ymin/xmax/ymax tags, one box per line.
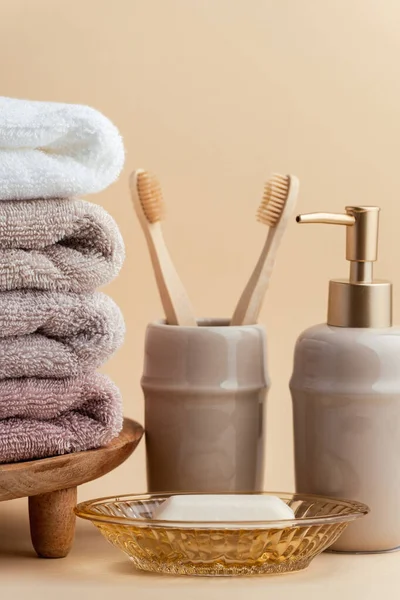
<box><xmin>296</xmin><ymin>206</ymin><xmax>392</xmax><ymax>328</ymax></box>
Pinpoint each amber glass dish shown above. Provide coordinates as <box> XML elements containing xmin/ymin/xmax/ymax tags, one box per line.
<box><xmin>75</xmin><ymin>492</ymin><xmax>369</xmax><ymax>576</ymax></box>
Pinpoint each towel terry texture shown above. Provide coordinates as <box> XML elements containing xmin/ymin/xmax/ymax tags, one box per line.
<box><xmin>0</xmin><ymin>289</ymin><xmax>125</xmax><ymax>464</ymax></box>
<box><xmin>0</xmin><ymin>291</ymin><xmax>125</xmax><ymax>379</ymax></box>
<box><xmin>0</xmin><ymin>96</ymin><xmax>124</xmax><ymax>200</ymax></box>
<box><xmin>0</xmin><ymin>372</ymin><xmax>120</xmax><ymax>420</ymax></box>
<box><xmin>0</xmin><ymin>97</ymin><xmax>127</xmax><ymax>464</ymax></box>
<box><xmin>0</xmin><ymin>373</ymin><xmax>123</xmax><ymax>463</ymax></box>
<box><xmin>0</xmin><ymin>198</ymin><xmax>125</xmax><ymax>292</ymax></box>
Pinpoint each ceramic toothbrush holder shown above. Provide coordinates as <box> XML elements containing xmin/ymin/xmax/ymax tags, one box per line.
<box><xmin>142</xmin><ymin>318</ymin><xmax>269</xmax><ymax>493</ymax></box>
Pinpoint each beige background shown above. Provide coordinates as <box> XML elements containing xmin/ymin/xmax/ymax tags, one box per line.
<box><xmin>1</xmin><ymin>0</ymin><xmax>400</xmax><ymax>595</ymax></box>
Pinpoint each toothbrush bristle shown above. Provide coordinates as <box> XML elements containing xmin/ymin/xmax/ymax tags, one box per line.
<box><xmin>136</xmin><ymin>171</ymin><xmax>165</xmax><ymax>224</ymax></box>
<box><xmin>257</xmin><ymin>174</ymin><xmax>290</xmax><ymax>227</ymax></box>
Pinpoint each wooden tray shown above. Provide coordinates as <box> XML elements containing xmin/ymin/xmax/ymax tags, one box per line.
<box><xmin>0</xmin><ymin>418</ymin><xmax>143</xmax><ymax>558</ymax></box>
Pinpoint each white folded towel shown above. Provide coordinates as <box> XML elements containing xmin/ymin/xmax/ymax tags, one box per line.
<box><xmin>0</xmin><ymin>96</ymin><xmax>125</xmax><ymax>200</ymax></box>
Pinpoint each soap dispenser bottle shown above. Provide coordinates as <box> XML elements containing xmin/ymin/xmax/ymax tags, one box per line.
<box><xmin>290</xmin><ymin>206</ymin><xmax>400</xmax><ymax>553</ymax></box>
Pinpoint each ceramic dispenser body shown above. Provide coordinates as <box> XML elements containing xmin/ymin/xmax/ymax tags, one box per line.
<box><xmin>142</xmin><ymin>318</ymin><xmax>269</xmax><ymax>492</ymax></box>
<box><xmin>290</xmin><ymin>324</ymin><xmax>400</xmax><ymax>552</ymax></box>
<box><xmin>291</xmin><ymin>205</ymin><xmax>400</xmax><ymax>552</ymax></box>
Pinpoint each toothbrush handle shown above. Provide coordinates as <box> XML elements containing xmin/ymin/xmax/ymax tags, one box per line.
<box><xmin>230</xmin><ymin>226</ymin><xmax>279</xmax><ymax>326</ymax></box>
<box><xmin>146</xmin><ymin>224</ymin><xmax>197</xmax><ymax>326</ymax></box>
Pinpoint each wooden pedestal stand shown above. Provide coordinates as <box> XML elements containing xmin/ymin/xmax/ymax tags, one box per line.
<box><xmin>0</xmin><ymin>418</ymin><xmax>143</xmax><ymax>558</ymax></box>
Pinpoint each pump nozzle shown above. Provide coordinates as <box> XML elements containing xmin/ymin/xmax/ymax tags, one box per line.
<box><xmin>296</xmin><ymin>212</ymin><xmax>356</xmax><ymax>226</ymax></box>
<box><xmin>297</xmin><ymin>206</ymin><xmax>380</xmax><ymax>284</ymax></box>
<box><xmin>296</xmin><ymin>206</ymin><xmax>391</xmax><ymax>328</ymax></box>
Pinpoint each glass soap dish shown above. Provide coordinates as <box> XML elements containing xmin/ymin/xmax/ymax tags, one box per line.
<box><xmin>75</xmin><ymin>492</ymin><xmax>369</xmax><ymax>576</ymax></box>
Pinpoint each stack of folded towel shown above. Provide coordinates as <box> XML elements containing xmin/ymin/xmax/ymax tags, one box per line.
<box><xmin>0</xmin><ymin>97</ymin><xmax>126</xmax><ymax>463</ymax></box>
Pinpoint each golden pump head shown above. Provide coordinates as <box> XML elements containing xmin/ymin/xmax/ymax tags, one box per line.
<box><xmin>296</xmin><ymin>206</ymin><xmax>392</xmax><ymax>327</ymax></box>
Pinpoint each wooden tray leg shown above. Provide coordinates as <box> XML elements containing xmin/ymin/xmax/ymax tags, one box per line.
<box><xmin>29</xmin><ymin>487</ymin><xmax>77</xmax><ymax>558</ymax></box>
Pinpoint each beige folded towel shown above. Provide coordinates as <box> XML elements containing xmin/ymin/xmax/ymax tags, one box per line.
<box><xmin>0</xmin><ymin>291</ymin><xmax>124</xmax><ymax>378</ymax></box>
<box><xmin>0</xmin><ymin>198</ymin><xmax>124</xmax><ymax>292</ymax></box>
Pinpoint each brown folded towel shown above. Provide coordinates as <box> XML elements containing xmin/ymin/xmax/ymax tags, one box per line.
<box><xmin>0</xmin><ymin>373</ymin><xmax>123</xmax><ymax>463</ymax></box>
<box><xmin>0</xmin><ymin>198</ymin><xmax>124</xmax><ymax>292</ymax></box>
<box><xmin>0</xmin><ymin>290</ymin><xmax>124</xmax><ymax>378</ymax></box>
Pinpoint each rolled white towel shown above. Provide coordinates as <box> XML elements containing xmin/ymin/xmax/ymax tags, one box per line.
<box><xmin>0</xmin><ymin>96</ymin><xmax>125</xmax><ymax>199</ymax></box>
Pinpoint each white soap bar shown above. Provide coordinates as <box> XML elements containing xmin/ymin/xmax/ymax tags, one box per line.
<box><xmin>152</xmin><ymin>494</ymin><xmax>295</xmax><ymax>523</ymax></box>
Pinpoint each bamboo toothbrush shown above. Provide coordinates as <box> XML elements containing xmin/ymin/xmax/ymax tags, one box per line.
<box><xmin>230</xmin><ymin>174</ymin><xmax>299</xmax><ymax>326</ymax></box>
<box><xmin>129</xmin><ymin>169</ymin><xmax>197</xmax><ymax>326</ymax></box>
